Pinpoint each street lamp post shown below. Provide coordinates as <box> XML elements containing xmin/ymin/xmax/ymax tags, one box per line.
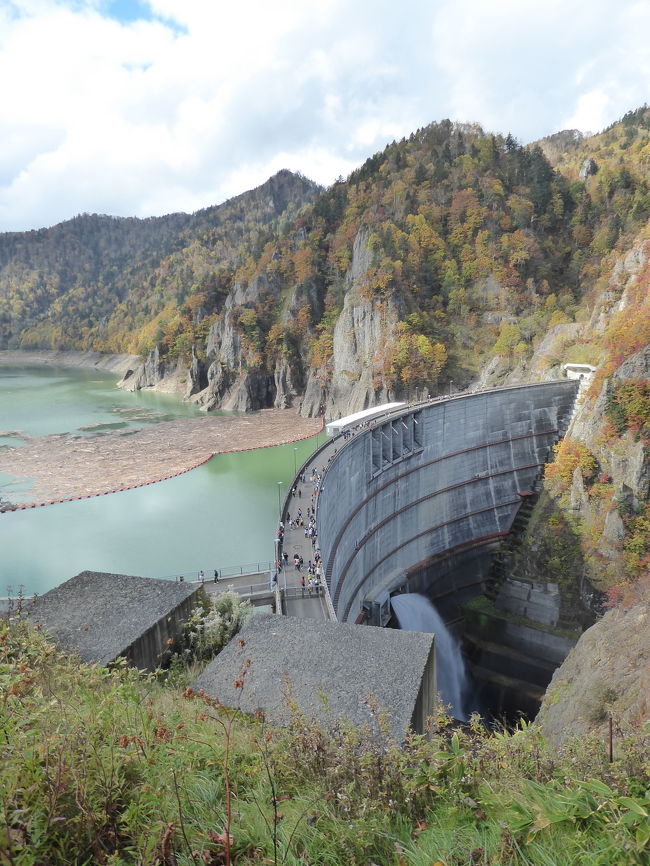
<box><xmin>293</xmin><ymin>446</ymin><xmax>298</xmax><ymax>478</ymax></box>
<box><xmin>274</xmin><ymin>535</ymin><xmax>280</xmax><ymax>577</ymax></box>
<box><xmin>276</xmin><ymin>481</ymin><xmax>283</xmax><ymax>521</ymax></box>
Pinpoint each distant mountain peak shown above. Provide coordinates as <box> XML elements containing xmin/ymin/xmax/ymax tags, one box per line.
<box><xmin>531</xmin><ymin>129</ymin><xmax>585</xmax><ymax>164</ymax></box>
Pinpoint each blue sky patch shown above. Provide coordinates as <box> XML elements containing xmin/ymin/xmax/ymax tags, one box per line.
<box><xmin>104</xmin><ymin>0</ymin><xmax>151</xmax><ymax>24</ymax></box>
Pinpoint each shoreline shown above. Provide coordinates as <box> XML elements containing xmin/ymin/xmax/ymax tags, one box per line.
<box><xmin>0</xmin><ymin>349</ymin><xmax>139</xmax><ymax>378</ymax></box>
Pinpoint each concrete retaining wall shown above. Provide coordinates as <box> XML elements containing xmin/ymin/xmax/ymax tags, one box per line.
<box><xmin>122</xmin><ymin>593</ymin><xmax>199</xmax><ymax>671</ymax></box>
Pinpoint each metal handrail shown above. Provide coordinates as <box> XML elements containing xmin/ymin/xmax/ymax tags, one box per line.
<box><xmin>158</xmin><ymin>561</ymin><xmax>276</xmax><ymax>582</ymax></box>
<box><xmin>207</xmin><ymin>580</ymin><xmax>274</xmax><ymax>595</ymax></box>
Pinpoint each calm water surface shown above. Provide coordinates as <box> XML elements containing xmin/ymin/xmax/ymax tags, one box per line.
<box><xmin>0</xmin><ymin>365</ymin><xmax>318</xmax><ymax>595</ymax></box>
<box><xmin>0</xmin><ymin>364</ymin><xmax>203</xmax><ymax>442</ymax></box>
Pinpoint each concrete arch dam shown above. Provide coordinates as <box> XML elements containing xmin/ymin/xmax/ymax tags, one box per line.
<box><xmin>316</xmin><ymin>381</ymin><xmax>579</xmax><ymax>716</ymax></box>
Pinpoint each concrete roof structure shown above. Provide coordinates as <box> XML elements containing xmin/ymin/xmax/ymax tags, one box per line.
<box><xmin>192</xmin><ymin>614</ymin><xmax>435</xmax><ymax>740</ymax></box>
<box><xmin>562</xmin><ymin>363</ymin><xmax>597</xmax><ymax>380</ymax></box>
<box><xmin>325</xmin><ymin>402</ymin><xmax>406</xmax><ymax>436</ymax></box>
<box><xmin>28</xmin><ymin>570</ymin><xmax>199</xmax><ymax>668</ymax></box>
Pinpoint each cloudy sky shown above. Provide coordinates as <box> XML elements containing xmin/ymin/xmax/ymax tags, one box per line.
<box><xmin>1</xmin><ymin>0</ymin><xmax>648</xmax><ymax>232</ymax></box>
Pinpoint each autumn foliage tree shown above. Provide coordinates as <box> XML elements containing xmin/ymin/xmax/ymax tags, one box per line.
<box><xmin>386</xmin><ymin>322</ymin><xmax>447</xmax><ymax>391</ymax></box>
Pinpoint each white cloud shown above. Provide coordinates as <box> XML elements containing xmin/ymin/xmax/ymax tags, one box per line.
<box><xmin>0</xmin><ymin>0</ymin><xmax>648</xmax><ymax>231</ymax></box>
<box><xmin>563</xmin><ymin>90</ymin><xmax>611</xmax><ymax>136</ymax></box>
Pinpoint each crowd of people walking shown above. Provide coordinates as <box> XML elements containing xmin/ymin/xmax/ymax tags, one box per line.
<box><xmin>275</xmin><ymin>463</ymin><xmax>329</xmax><ymax>597</ymax></box>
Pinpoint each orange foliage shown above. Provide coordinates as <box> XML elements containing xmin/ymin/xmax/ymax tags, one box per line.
<box><xmin>589</xmin><ymin>253</ymin><xmax>650</xmax><ymax>396</ymax></box>
<box><xmin>292</xmin><ymin>246</ymin><xmax>314</xmax><ymax>283</ymax></box>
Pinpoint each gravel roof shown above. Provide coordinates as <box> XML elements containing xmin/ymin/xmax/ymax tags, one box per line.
<box><xmin>192</xmin><ymin>614</ymin><xmax>434</xmax><ymax>740</ymax></box>
<box><xmin>28</xmin><ymin>570</ymin><xmax>199</xmax><ymax>664</ymax></box>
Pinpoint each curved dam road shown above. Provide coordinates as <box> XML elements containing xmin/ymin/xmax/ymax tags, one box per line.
<box><xmin>315</xmin><ymin>381</ymin><xmax>578</xmax><ymax>624</ymax></box>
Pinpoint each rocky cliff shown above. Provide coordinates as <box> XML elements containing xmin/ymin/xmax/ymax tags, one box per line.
<box><xmin>123</xmin><ymin>228</ymin><xmax>410</xmax><ymax>417</ymax></box>
<box><xmin>536</xmin><ymin>582</ymin><xmax>650</xmax><ymax>747</ymax></box>
<box><xmin>300</xmin><ymin>230</ymin><xmax>404</xmax><ymax>417</ymax></box>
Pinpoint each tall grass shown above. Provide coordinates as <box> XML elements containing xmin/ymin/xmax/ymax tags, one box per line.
<box><xmin>1</xmin><ymin>619</ymin><xmax>648</xmax><ymax>865</ymax></box>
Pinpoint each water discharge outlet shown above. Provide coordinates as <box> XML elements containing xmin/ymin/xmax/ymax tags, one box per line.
<box><xmin>391</xmin><ymin>592</ymin><xmax>470</xmax><ymax>721</ymax></box>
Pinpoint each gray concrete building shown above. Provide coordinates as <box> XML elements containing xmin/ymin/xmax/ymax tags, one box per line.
<box><xmin>28</xmin><ymin>570</ymin><xmax>200</xmax><ymax>670</ymax></box>
<box><xmin>192</xmin><ymin>614</ymin><xmax>436</xmax><ymax>740</ymax></box>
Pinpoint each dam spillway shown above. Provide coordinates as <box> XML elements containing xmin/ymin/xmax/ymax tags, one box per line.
<box><xmin>315</xmin><ymin>381</ymin><xmax>579</xmax><ymax>716</ymax></box>
<box><xmin>391</xmin><ymin>592</ymin><xmax>469</xmax><ymax>720</ymax></box>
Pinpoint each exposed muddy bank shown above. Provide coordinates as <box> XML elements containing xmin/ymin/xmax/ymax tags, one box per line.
<box><xmin>0</xmin><ymin>349</ymin><xmax>139</xmax><ymax>378</ymax></box>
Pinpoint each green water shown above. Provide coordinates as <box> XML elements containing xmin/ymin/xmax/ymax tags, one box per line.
<box><xmin>0</xmin><ymin>364</ymin><xmax>203</xmax><ymax>444</ymax></box>
<box><xmin>0</xmin><ymin>365</ymin><xmax>318</xmax><ymax>596</ymax></box>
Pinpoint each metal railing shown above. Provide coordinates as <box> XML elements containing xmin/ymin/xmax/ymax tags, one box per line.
<box><xmin>159</xmin><ymin>561</ymin><xmax>276</xmax><ymax>582</ymax></box>
<box><xmin>206</xmin><ymin>580</ymin><xmax>275</xmax><ymax>597</ymax></box>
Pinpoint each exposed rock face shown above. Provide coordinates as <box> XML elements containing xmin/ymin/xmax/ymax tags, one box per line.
<box><xmin>568</xmin><ymin>243</ymin><xmax>650</xmax><ymax>524</ymax></box>
<box><xmin>119</xmin><ymin>345</ymin><xmax>196</xmax><ymax>396</ymax></box>
<box><xmin>132</xmin><ymin>227</ymin><xmax>412</xmax><ymax>417</ymax></box>
<box><xmin>184</xmin><ymin>346</ymin><xmax>206</xmax><ymax>399</ymax></box>
<box><xmin>579</xmin><ymin>156</ymin><xmax>598</xmax><ymax>180</ymax></box>
<box><xmin>302</xmin><ymin>230</ymin><xmax>402</xmax><ymax>417</ymax></box>
<box><xmin>273</xmin><ymin>357</ymin><xmax>304</xmax><ymax>409</ymax></box>
<box><xmin>535</xmin><ymin>588</ymin><xmax>650</xmax><ymax>747</ymax></box>
<box><xmin>119</xmin><ymin>345</ymin><xmax>166</xmax><ymax>391</ymax></box>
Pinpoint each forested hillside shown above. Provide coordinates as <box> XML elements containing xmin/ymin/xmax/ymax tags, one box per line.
<box><xmin>2</xmin><ymin>108</ymin><xmax>649</xmax><ymax>414</ymax></box>
<box><xmin>0</xmin><ymin>169</ymin><xmax>319</xmax><ymax>353</ymax></box>
<box><xmin>1</xmin><ymin>114</ymin><xmax>649</xmax><ymax>860</ymax></box>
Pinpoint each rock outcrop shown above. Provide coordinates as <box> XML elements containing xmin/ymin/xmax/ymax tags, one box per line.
<box><xmin>535</xmin><ymin>586</ymin><xmax>650</xmax><ymax>747</ymax></box>
<box><xmin>123</xmin><ymin>228</ymin><xmax>412</xmax><ymax>418</ymax></box>
<box><xmin>579</xmin><ymin>156</ymin><xmax>598</xmax><ymax>180</ymax></box>
<box><xmin>301</xmin><ymin>230</ymin><xmax>403</xmax><ymax>417</ymax></box>
<box><xmin>119</xmin><ymin>345</ymin><xmax>187</xmax><ymax>394</ymax></box>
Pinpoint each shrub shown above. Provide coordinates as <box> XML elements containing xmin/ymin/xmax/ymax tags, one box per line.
<box><xmin>606</xmin><ymin>379</ymin><xmax>650</xmax><ymax>438</ymax></box>
<box><xmin>182</xmin><ymin>590</ymin><xmax>253</xmax><ymax>662</ymax></box>
<box><xmin>546</xmin><ymin>439</ymin><xmax>598</xmax><ymax>490</ymax></box>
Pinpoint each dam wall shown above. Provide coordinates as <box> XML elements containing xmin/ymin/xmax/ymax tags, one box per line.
<box><xmin>317</xmin><ymin>382</ymin><xmax>579</xmax><ymax>624</ymax></box>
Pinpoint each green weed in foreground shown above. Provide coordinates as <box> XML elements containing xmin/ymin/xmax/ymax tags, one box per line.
<box><xmin>0</xmin><ymin>619</ymin><xmax>648</xmax><ymax>865</ymax></box>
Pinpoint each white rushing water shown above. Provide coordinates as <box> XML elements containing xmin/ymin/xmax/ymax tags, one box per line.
<box><xmin>391</xmin><ymin>593</ymin><xmax>469</xmax><ymax>720</ymax></box>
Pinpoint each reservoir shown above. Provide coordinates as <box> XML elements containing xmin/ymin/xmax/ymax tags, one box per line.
<box><xmin>0</xmin><ymin>365</ymin><xmax>317</xmax><ymax>597</ymax></box>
